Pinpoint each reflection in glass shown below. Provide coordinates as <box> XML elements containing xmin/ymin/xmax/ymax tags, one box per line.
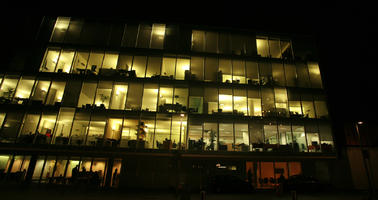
<box><xmin>292</xmin><ymin>124</ymin><xmax>307</xmax><ymax>152</ymax></box>
<box><xmin>301</xmin><ymin>93</ymin><xmax>315</xmax><ymax>118</ymax></box>
<box><xmin>72</xmin><ymin>51</ymin><xmax>89</xmax><ymax>74</ymax></box>
<box><xmin>150</xmin><ymin>24</ymin><xmax>165</xmax><ymax>49</ymax></box>
<box><xmin>314</xmin><ymin>94</ymin><xmax>328</xmax><ymax>119</ymax></box>
<box><xmin>70</xmin><ymin>112</ymin><xmax>90</xmax><ymax>145</ymax></box>
<box><xmin>105</xmin><ymin>118</ymin><xmax>123</xmax><ymax>142</ymax></box>
<box><xmin>116</xmin><ymin>53</ymin><xmax>133</xmax><ymax>70</ymax></box>
<box><xmin>274</xmin><ymin>88</ymin><xmax>289</xmax><ymax>117</ymax></box>
<box><xmin>120</xmin><ymin>118</ymin><xmax>138</xmax><ymax>147</ymax></box>
<box><xmin>281</xmin><ymin>40</ymin><xmax>293</xmax><ymax>60</ymax></box>
<box><xmin>101</xmin><ymin>52</ymin><xmax>119</xmax><ymax>70</ymax></box>
<box><xmin>204</xmin><ymin>122</ymin><xmax>217</xmax><ymax>151</ymax></box>
<box><xmin>189</xmin><ymin>87</ymin><xmax>203</xmax><ymax>114</ymax></box>
<box><xmin>86</xmin><ymin>115</ymin><xmax>106</xmax><ymax>146</ymax></box>
<box><xmin>318</xmin><ymin>122</ymin><xmax>334</xmax><ymax>151</ymax></box>
<box><xmin>272</xmin><ymin>63</ymin><xmax>285</xmax><ymax>86</ymax></box>
<box><xmin>269</xmin><ymin>39</ymin><xmax>281</xmax><ymax>58</ymax></box>
<box><xmin>296</xmin><ymin>62</ymin><xmax>311</xmax><ymax>88</ymax></box>
<box><xmin>142</xmin><ymin>84</ymin><xmax>158</xmax><ymax>112</ymax></box>
<box><xmin>204</xmin><ymin>57</ymin><xmax>218</xmax><ymax>82</ymax></box>
<box><xmin>256</xmin><ymin>37</ymin><xmax>269</xmax><ymax>57</ymax></box>
<box><xmin>284</xmin><ymin>63</ymin><xmax>297</xmax><ymax>87</ymax></box>
<box><xmin>140</xmin><ymin>115</ymin><xmax>155</xmax><ymax>149</ymax></box>
<box><xmin>53</xmin><ymin>107</ymin><xmax>75</xmax><ymax>144</ymax></box>
<box><xmin>235</xmin><ymin>124</ymin><xmax>249</xmax><ymax>151</ymax></box>
<box><xmin>122</xmin><ymin>24</ymin><xmax>138</xmax><ymax>48</ymax></box>
<box><xmin>248</xmin><ymin>89</ymin><xmax>262</xmax><ymax>116</ymax></box>
<box><xmin>155</xmin><ymin>114</ymin><xmax>171</xmax><ymax>149</ymax></box>
<box><xmin>110</xmin><ymin>83</ymin><xmax>128</xmax><ymax>110</ymax></box>
<box><xmin>30</xmin><ymin>80</ymin><xmax>50</xmax><ymax>103</ymax></box>
<box><xmin>219</xmin><ymin>123</ymin><xmax>233</xmax><ymax>151</ymax></box>
<box><xmin>204</xmin><ymin>88</ymin><xmax>218</xmax><ymax>114</ymax></box>
<box><xmin>77</xmin><ymin>82</ymin><xmax>97</xmax><ymax>107</ymax></box>
<box><xmin>40</xmin><ymin>49</ymin><xmax>60</xmax><ymax>72</ymax></box>
<box><xmin>41</xmin><ymin>157</ymin><xmax>56</xmax><ymax>183</ymax></box>
<box><xmin>46</xmin><ymin>81</ymin><xmax>65</xmax><ymax>105</ymax></box>
<box><xmin>188</xmin><ymin>119</ymin><xmax>203</xmax><ymax>150</ymax></box>
<box><xmin>87</xmin><ymin>51</ymin><xmax>104</xmax><ymax>75</ymax></box>
<box><xmin>264</xmin><ymin>123</ymin><xmax>278</xmax><ymax>145</ymax></box>
<box><xmin>125</xmin><ymin>83</ymin><xmax>143</xmax><ymax>110</ymax></box>
<box><xmin>190</xmin><ymin>56</ymin><xmax>204</xmax><ymax>81</ymax></box>
<box><xmin>161</xmin><ymin>57</ymin><xmax>175</xmax><ymax>78</ymax></box>
<box><xmin>0</xmin><ymin>113</ymin><xmax>5</xmax><ymax>127</ymax></box>
<box><xmin>37</xmin><ymin>113</ymin><xmax>57</xmax><ymax>144</ymax></box>
<box><xmin>137</xmin><ymin>24</ymin><xmax>152</xmax><ymax>48</ymax></box>
<box><xmin>219</xmin><ymin>58</ymin><xmax>232</xmax><ymax>83</ymax></box>
<box><xmin>205</xmin><ymin>31</ymin><xmax>218</xmax><ymax>53</ymax></box>
<box><xmin>307</xmin><ymin>62</ymin><xmax>323</xmax><ymax>88</ymax></box>
<box><xmin>158</xmin><ymin>87</ymin><xmax>173</xmax><ymax>112</ymax></box>
<box><xmin>0</xmin><ymin>78</ymin><xmax>18</xmax><ymax>100</ymax></box>
<box><xmin>53</xmin><ymin>158</ymin><xmax>67</xmax><ymax>178</ymax></box>
<box><xmin>0</xmin><ymin>112</ymin><xmax>24</xmax><ymax>143</ymax></box>
<box><xmin>32</xmin><ymin>158</ymin><xmax>45</xmax><ymax>181</ymax></box>
<box><xmin>261</xmin><ymin>88</ymin><xmax>275</xmax><ymax>117</ymax></box>
<box><xmin>146</xmin><ymin>56</ymin><xmax>162</xmax><ymax>78</ymax></box>
<box><xmin>249</xmin><ymin>121</ymin><xmax>264</xmax><ymax>151</ymax></box>
<box><xmin>192</xmin><ymin>30</ymin><xmax>205</xmax><ymax>52</ymax></box>
<box><xmin>50</xmin><ymin>17</ymin><xmax>70</xmax><ymax>42</ymax></box>
<box><xmin>171</xmin><ymin>114</ymin><xmax>187</xmax><ymax>149</ymax></box>
<box><xmin>232</xmin><ymin>60</ymin><xmax>246</xmax><ymax>83</ymax></box>
<box><xmin>19</xmin><ymin>113</ymin><xmax>40</xmax><ymax>137</ymax></box>
<box><xmin>288</xmin><ymin>89</ymin><xmax>302</xmax><ymax>116</ymax></box>
<box><xmin>176</xmin><ymin>58</ymin><xmax>190</xmax><ymax>80</ymax></box>
<box><xmin>174</xmin><ymin>88</ymin><xmax>188</xmax><ymax>111</ymax></box>
<box><xmin>233</xmin><ymin>89</ymin><xmax>247</xmax><ymax>115</ymax></box>
<box><xmin>55</xmin><ymin>50</ymin><xmax>75</xmax><ymax>73</ymax></box>
<box><xmin>305</xmin><ymin>122</ymin><xmax>320</xmax><ymax>152</ymax></box>
<box><xmin>278</xmin><ymin>124</ymin><xmax>292</xmax><ymax>145</ymax></box>
<box><xmin>94</xmin><ymin>81</ymin><xmax>112</xmax><ymax>108</ymax></box>
<box><xmin>132</xmin><ymin>56</ymin><xmax>147</xmax><ymax>77</ymax></box>
<box><xmin>14</xmin><ymin>78</ymin><xmax>34</xmax><ymax>102</ymax></box>
<box><xmin>219</xmin><ymin>88</ymin><xmax>232</xmax><ymax>113</ymax></box>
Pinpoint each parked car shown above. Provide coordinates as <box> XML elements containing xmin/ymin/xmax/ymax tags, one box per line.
<box><xmin>207</xmin><ymin>174</ymin><xmax>254</xmax><ymax>193</ymax></box>
<box><xmin>285</xmin><ymin>175</ymin><xmax>326</xmax><ymax>193</ymax></box>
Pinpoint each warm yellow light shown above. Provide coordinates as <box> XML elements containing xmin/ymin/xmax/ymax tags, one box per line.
<box><xmin>234</xmin><ymin>96</ymin><xmax>245</xmax><ymax>101</ymax></box>
<box><xmin>254</xmin><ymin>107</ymin><xmax>261</xmax><ymax>113</ymax></box>
<box><xmin>223</xmin><ymin>106</ymin><xmax>232</xmax><ymax>111</ymax></box>
<box><xmin>182</xmin><ymin>65</ymin><xmax>190</xmax><ymax>71</ymax></box>
<box><xmin>41</xmin><ymin>88</ymin><xmax>48</xmax><ymax>92</ymax></box>
<box><xmin>55</xmin><ymin>19</ymin><xmax>69</xmax><ymax>30</ymax></box>
<box><xmin>219</xmin><ymin>95</ymin><xmax>232</xmax><ymax>101</ymax></box>
<box><xmin>52</xmin><ymin>57</ymin><xmax>59</xmax><ymax>63</ymax></box>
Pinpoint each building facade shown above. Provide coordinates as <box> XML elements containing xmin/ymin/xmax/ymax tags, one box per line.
<box><xmin>0</xmin><ymin>16</ymin><xmax>336</xmax><ymax>190</ymax></box>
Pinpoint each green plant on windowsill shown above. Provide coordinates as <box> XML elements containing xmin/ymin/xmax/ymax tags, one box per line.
<box><xmin>99</xmin><ymin>94</ymin><xmax>109</xmax><ymax>104</ymax></box>
<box><xmin>206</xmin><ymin>129</ymin><xmax>217</xmax><ymax>151</ymax></box>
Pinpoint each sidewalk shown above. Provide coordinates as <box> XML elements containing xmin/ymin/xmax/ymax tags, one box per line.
<box><xmin>0</xmin><ymin>186</ymin><xmax>375</xmax><ymax>200</ymax></box>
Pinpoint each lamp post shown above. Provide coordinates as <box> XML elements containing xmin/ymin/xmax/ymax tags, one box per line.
<box><xmin>355</xmin><ymin>122</ymin><xmax>375</xmax><ymax>199</ymax></box>
<box><xmin>179</xmin><ymin>114</ymin><xmax>184</xmax><ymax>150</ymax></box>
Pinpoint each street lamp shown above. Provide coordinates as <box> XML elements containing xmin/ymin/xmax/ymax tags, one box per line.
<box><xmin>179</xmin><ymin>114</ymin><xmax>184</xmax><ymax>150</ymax></box>
<box><xmin>355</xmin><ymin>121</ymin><xmax>374</xmax><ymax>200</ymax></box>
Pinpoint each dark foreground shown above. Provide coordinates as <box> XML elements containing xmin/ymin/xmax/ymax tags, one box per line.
<box><xmin>0</xmin><ymin>185</ymin><xmax>376</xmax><ymax>200</ymax></box>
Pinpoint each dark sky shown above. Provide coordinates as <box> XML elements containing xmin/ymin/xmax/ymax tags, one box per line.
<box><xmin>3</xmin><ymin>4</ymin><xmax>378</xmax><ymax>123</ymax></box>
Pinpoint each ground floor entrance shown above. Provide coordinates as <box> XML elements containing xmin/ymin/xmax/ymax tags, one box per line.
<box><xmin>0</xmin><ymin>152</ymin><xmax>333</xmax><ymax>191</ymax></box>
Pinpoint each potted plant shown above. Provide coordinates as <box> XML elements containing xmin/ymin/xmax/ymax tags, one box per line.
<box><xmin>205</xmin><ymin>129</ymin><xmax>216</xmax><ymax>151</ymax></box>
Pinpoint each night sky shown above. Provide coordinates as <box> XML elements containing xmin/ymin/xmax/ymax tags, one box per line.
<box><xmin>2</xmin><ymin>4</ymin><xmax>378</xmax><ymax>140</ymax></box>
